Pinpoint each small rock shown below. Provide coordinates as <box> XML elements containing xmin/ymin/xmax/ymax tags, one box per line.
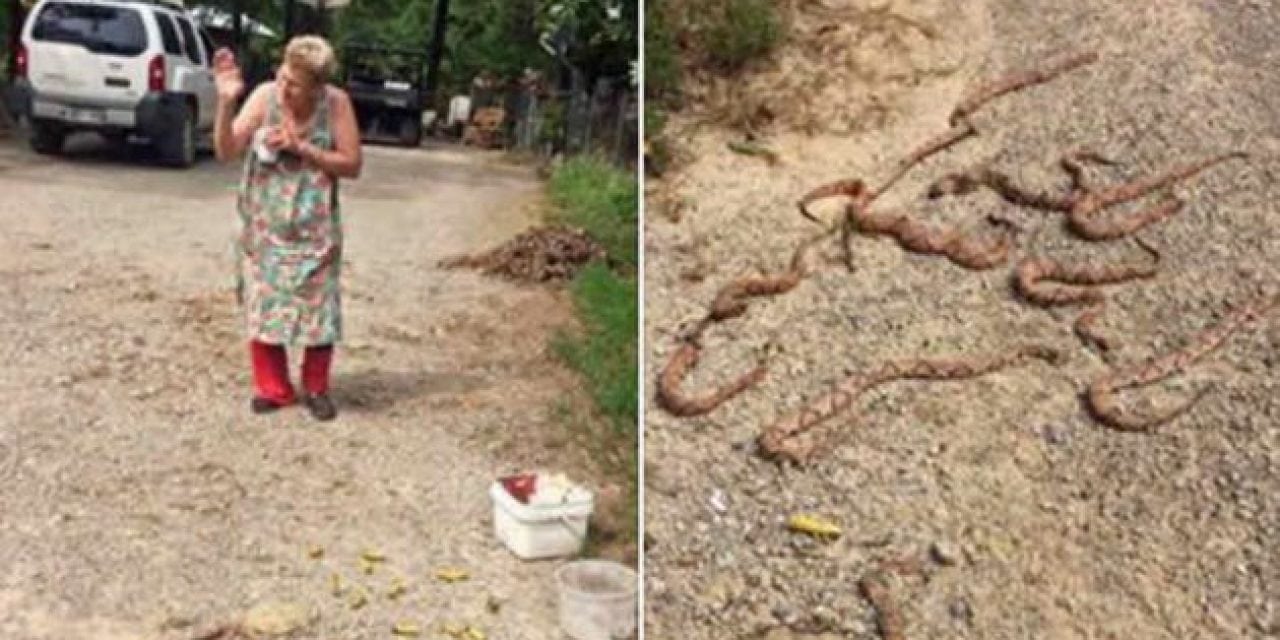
<box><xmin>709</xmin><ymin>489</ymin><xmax>729</xmax><ymax>515</ymax></box>
<box><xmin>813</xmin><ymin>605</ymin><xmax>840</xmax><ymax>627</ymax></box>
<box><xmin>486</xmin><ymin>594</ymin><xmax>503</xmax><ymax>614</ymax></box>
<box><xmin>771</xmin><ymin>605</ymin><xmax>798</xmax><ymax>626</ymax></box>
<box><xmin>949</xmin><ymin>599</ymin><xmax>973</xmax><ymax>623</ymax></box>
<box><xmin>931</xmin><ymin>540</ymin><xmax>962</xmax><ymax>566</ymax></box>
<box><xmin>1041</xmin><ymin>423</ymin><xmax>1068</xmax><ymax>445</ymax></box>
<box><xmin>840</xmin><ymin>618</ymin><xmax>870</xmax><ymax>635</ymax></box>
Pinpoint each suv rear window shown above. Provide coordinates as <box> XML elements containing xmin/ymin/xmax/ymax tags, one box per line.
<box><xmin>31</xmin><ymin>2</ymin><xmax>147</xmax><ymax>57</ymax></box>
<box><xmin>197</xmin><ymin>28</ymin><xmax>216</xmax><ymax>65</ymax></box>
<box><xmin>174</xmin><ymin>16</ymin><xmax>204</xmax><ymax>65</ymax></box>
<box><xmin>154</xmin><ymin>13</ymin><xmax>182</xmax><ymax>56</ymax></box>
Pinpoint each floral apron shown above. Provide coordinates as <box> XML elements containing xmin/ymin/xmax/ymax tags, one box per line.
<box><xmin>234</xmin><ymin>88</ymin><xmax>342</xmax><ymax>347</ymax></box>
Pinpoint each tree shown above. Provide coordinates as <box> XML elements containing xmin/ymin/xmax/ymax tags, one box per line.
<box><xmin>536</xmin><ymin>0</ymin><xmax>636</xmax><ymax>87</ymax></box>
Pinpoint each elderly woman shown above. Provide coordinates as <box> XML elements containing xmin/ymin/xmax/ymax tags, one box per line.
<box><xmin>212</xmin><ymin>36</ymin><xmax>362</xmax><ymax>421</ymax></box>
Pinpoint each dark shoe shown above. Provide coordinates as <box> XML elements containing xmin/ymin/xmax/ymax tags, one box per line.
<box><xmin>251</xmin><ymin>396</ymin><xmax>286</xmax><ymax>414</ymax></box>
<box><xmin>304</xmin><ymin>394</ymin><xmax>337</xmax><ymax>421</ymax></box>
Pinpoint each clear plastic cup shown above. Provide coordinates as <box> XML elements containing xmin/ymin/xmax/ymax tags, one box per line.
<box><xmin>555</xmin><ymin>559</ymin><xmax>638</xmax><ymax>640</ymax></box>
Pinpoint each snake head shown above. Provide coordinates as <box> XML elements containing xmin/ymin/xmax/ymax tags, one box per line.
<box><xmin>674</xmin><ymin>317</ymin><xmax>710</xmax><ymax>344</ymax></box>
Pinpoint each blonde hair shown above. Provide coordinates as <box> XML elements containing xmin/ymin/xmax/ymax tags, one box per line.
<box><xmin>283</xmin><ymin>35</ymin><xmax>336</xmax><ymax>85</ymax></box>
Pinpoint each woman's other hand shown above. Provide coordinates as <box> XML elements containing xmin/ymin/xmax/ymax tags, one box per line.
<box><xmin>264</xmin><ymin>123</ymin><xmax>303</xmax><ymax>153</ymax></box>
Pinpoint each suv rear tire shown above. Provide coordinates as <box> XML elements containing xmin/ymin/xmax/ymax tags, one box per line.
<box><xmin>30</xmin><ymin>120</ymin><xmax>65</xmax><ymax>155</ymax></box>
<box><xmin>157</xmin><ymin>103</ymin><xmax>196</xmax><ymax>168</ymax></box>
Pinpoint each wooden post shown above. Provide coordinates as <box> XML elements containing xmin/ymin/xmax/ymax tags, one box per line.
<box><xmin>7</xmin><ymin>0</ymin><xmax>24</xmax><ymax>81</ymax></box>
<box><xmin>283</xmin><ymin>0</ymin><xmax>294</xmax><ymax>42</ymax></box>
<box><xmin>230</xmin><ymin>0</ymin><xmax>242</xmax><ymax>57</ymax></box>
<box><xmin>424</xmin><ymin>0</ymin><xmax>449</xmax><ymax>95</ymax></box>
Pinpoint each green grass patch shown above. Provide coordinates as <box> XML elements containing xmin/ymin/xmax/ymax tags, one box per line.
<box><xmin>706</xmin><ymin>0</ymin><xmax>783</xmax><ymax>71</ymax></box>
<box><xmin>546</xmin><ymin>155</ymin><xmax>639</xmax><ymax>271</ymax></box>
<box><xmin>552</xmin><ymin>264</ymin><xmax>638</xmax><ymax>433</ymax></box>
<box><xmin>543</xmin><ymin>156</ymin><xmax>638</xmax><ymax>558</ymax></box>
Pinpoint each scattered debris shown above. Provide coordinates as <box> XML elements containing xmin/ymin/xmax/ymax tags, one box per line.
<box><xmin>436</xmin><ymin>567</ymin><xmax>471</xmax><ymax>583</ymax></box>
<box><xmin>727</xmin><ymin>139</ymin><xmax>781</xmax><ymax>165</ymax></box>
<box><xmin>348</xmin><ymin>588</ymin><xmax>369</xmax><ymax>610</ymax></box>
<box><xmin>930</xmin><ymin>540</ymin><xmax>962</xmax><ymax>566</ymax></box>
<box><xmin>440</xmin><ymin>623</ymin><xmax>486</xmax><ymax>638</ymax></box>
<box><xmin>786</xmin><ymin>514</ymin><xmax>842</xmax><ymax>540</ymax></box>
<box><xmin>387</xmin><ymin>576</ymin><xmax>408</xmax><ymax>600</ymax></box>
<box><xmin>391</xmin><ymin>621</ymin><xmax>422</xmax><ymax>637</ymax></box>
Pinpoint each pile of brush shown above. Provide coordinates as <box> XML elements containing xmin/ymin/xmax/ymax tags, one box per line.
<box><xmin>438</xmin><ymin>225</ymin><xmax>607</xmax><ymax>284</ymax></box>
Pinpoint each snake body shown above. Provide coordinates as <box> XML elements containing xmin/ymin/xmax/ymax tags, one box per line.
<box><xmin>1087</xmin><ymin>293</ymin><xmax>1276</xmax><ymax>431</ymax></box>
<box><xmin>656</xmin><ymin>340</ymin><xmax>768</xmax><ymax>417</ymax></box>
<box><xmin>799</xmin><ymin>178</ymin><xmax>1015</xmax><ymax>271</ymax></box>
<box><xmin>1013</xmin><ymin>239</ymin><xmax>1161</xmax><ymax>351</ymax></box>
<box><xmin>929</xmin><ymin>152</ymin><xmax>1246</xmax><ymax>241</ymax></box>
<box><xmin>852</xmin><ymin>206</ymin><xmax>1015</xmax><ymax>270</ymax></box>
<box><xmin>708</xmin><ymin>228</ymin><xmax>834</xmax><ymax>321</ymax></box>
<box><xmin>758</xmin><ymin>345</ymin><xmax>1061</xmax><ymax>463</ymax></box>
<box><xmin>949</xmin><ymin>50</ymin><xmax>1100</xmax><ymax>126</ymax></box>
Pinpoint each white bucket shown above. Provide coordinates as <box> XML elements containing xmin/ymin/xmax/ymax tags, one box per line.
<box><xmin>489</xmin><ymin>481</ymin><xmax>593</xmax><ymax>560</ymax></box>
<box><xmin>555</xmin><ymin>560</ymin><xmax>638</xmax><ymax>640</ymax></box>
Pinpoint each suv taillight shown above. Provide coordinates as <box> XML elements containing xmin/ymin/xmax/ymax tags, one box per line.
<box><xmin>148</xmin><ymin>54</ymin><xmax>165</xmax><ymax>92</ymax></box>
<box><xmin>14</xmin><ymin>44</ymin><xmax>27</xmax><ymax>79</ymax></box>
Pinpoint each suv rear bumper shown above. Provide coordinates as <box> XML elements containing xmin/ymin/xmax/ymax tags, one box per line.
<box><xmin>6</xmin><ymin>80</ymin><xmax>190</xmax><ymax>140</ymax></box>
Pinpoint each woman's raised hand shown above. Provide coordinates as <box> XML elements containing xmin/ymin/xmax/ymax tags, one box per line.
<box><xmin>213</xmin><ymin>48</ymin><xmax>245</xmax><ymax>103</ymax></box>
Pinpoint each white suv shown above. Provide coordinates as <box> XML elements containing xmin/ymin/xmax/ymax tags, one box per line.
<box><xmin>8</xmin><ymin>0</ymin><xmax>219</xmax><ymax>167</ymax></box>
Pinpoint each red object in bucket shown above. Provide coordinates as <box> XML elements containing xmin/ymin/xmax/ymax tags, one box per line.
<box><xmin>500</xmin><ymin>473</ymin><xmax>537</xmax><ymax>504</ymax></box>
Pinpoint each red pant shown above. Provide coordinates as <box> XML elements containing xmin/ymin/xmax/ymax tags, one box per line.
<box><xmin>249</xmin><ymin>340</ymin><xmax>333</xmax><ymax>404</ymax></box>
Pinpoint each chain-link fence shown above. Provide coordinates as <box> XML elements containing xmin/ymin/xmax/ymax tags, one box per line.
<box><xmin>446</xmin><ymin>72</ymin><xmax>637</xmax><ymax>170</ymax></box>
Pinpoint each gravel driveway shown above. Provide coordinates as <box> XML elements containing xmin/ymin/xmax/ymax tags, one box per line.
<box><xmin>0</xmin><ymin>132</ymin><xmax>597</xmax><ymax>639</ymax></box>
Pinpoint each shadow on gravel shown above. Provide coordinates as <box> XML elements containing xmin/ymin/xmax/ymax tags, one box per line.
<box><xmin>330</xmin><ymin>368</ymin><xmax>490</xmax><ymax>414</ymax></box>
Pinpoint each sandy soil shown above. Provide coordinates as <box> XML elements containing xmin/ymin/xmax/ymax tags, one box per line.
<box><xmin>0</xmin><ymin>133</ymin><xmax>616</xmax><ymax>639</ymax></box>
<box><xmin>644</xmin><ymin>1</ymin><xmax>1280</xmax><ymax>638</ymax></box>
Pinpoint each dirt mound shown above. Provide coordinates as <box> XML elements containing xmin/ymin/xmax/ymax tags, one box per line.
<box><xmin>439</xmin><ymin>225</ymin><xmax>607</xmax><ymax>283</ymax></box>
